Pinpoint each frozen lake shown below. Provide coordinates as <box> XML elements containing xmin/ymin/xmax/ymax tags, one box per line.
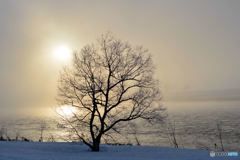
<box><xmin>0</xmin><ymin>100</ymin><xmax>240</xmax><ymax>151</ymax></box>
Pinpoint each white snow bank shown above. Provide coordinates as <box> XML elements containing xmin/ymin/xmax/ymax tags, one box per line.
<box><xmin>0</xmin><ymin>142</ymin><xmax>238</xmax><ymax>160</ymax></box>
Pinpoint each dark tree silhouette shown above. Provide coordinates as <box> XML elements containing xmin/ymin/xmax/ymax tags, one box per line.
<box><xmin>39</xmin><ymin>121</ymin><xmax>46</xmax><ymax>142</ymax></box>
<box><xmin>216</xmin><ymin>121</ymin><xmax>224</xmax><ymax>151</ymax></box>
<box><xmin>57</xmin><ymin>33</ymin><xmax>166</xmax><ymax>151</ymax></box>
<box><xmin>166</xmin><ymin>119</ymin><xmax>179</xmax><ymax>148</ymax></box>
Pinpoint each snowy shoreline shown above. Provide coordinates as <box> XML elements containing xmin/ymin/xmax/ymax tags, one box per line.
<box><xmin>0</xmin><ymin>141</ymin><xmax>238</xmax><ymax>160</ymax></box>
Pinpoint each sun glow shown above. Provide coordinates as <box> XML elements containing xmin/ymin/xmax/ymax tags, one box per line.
<box><xmin>53</xmin><ymin>45</ymin><xmax>72</xmax><ymax>63</ymax></box>
<box><xmin>56</xmin><ymin>106</ymin><xmax>76</xmax><ymax>117</ymax></box>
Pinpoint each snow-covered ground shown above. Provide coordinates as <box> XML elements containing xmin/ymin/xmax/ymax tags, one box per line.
<box><xmin>0</xmin><ymin>142</ymin><xmax>238</xmax><ymax>160</ymax></box>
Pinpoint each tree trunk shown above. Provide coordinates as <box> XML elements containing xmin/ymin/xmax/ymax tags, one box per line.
<box><xmin>91</xmin><ymin>140</ymin><xmax>100</xmax><ymax>152</ymax></box>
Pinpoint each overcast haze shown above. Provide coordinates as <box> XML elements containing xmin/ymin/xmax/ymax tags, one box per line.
<box><xmin>0</xmin><ymin>0</ymin><xmax>240</xmax><ymax>117</ymax></box>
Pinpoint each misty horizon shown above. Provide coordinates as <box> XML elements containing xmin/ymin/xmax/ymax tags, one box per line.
<box><xmin>1</xmin><ymin>0</ymin><xmax>240</xmax><ymax>117</ymax></box>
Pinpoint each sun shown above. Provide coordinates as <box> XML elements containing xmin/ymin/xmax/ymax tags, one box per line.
<box><xmin>56</xmin><ymin>105</ymin><xmax>76</xmax><ymax>117</ymax></box>
<box><xmin>53</xmin><ymin>45</ymin><xmax>72</xmax><ymax>63</ymax></box>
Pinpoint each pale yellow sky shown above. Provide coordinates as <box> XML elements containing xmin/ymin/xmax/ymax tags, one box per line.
<box><xmin>0</xmin><ymin>0</ymin><xmax>240</xmax><ymax>117</ymax></box>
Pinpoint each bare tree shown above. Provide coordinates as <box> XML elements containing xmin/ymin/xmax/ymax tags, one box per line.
<box><xmin>0</xmin><ymin>127</ymin><xmax>6</xmax><ymax>141</ymax></box>
<box><xmin>216</xmin><ymin>121</ymin><xmax>224</xmax><ymax>151</ymax></box>
<box><xmin>166</xmin><ymin>119</ymin><xmax>179</xmax><ymax>148</ymax></box>
<box><xmin>126</xmin><ymin>122</ymin><xmax>141</xmax><ymax>146</ymax></box>
<box><xmin>57</xmin><ymin>33</ymin><xmax>166</xmax><ymax>151</ymax></box>
<box><xmin>39</xmin><ymin>121</ymin><xmax>46</xmax><ymax>142</ymax></box>
<box><xmin>47</xmin><ymin>134</ymin><xmax>55</xmax><ymax>142</ymax></box>
<box><xmin>131</xmin><ymin>124</ymin><xmax>141</xmax><ymax>146</ymax></box>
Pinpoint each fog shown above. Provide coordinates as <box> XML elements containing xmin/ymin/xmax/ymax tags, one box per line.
<box><xmin>0</xmin><ymin>0</ymin><xmax>240</xmax><ymax>117</ymax></box>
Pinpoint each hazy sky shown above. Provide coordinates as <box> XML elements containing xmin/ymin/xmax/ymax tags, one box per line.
<box><xmin>0</xmin><ymin>0</ymin><xmax>240</xmax><ymax>117</ymax></box>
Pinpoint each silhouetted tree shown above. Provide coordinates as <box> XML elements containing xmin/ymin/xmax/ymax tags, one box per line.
<box><xmin>216</xmin><ymin>121</ymin><xmax>224</xmax><ymax>151</ymax></box>
<box><xmin>47</xmin><ymin>134</ymin><xmax>55</xmax><ymax>142</ymax></box>
<box><xmin>15</xmin><ymin>132</ymin><xmax>20</xmax><ymax>141</ymax></box>
<box><xmin>166</xmin><ymin>119</ymin><xmax>179</xmax><ymax>148</ymax></box>
<box><xmin>57</xmin><ymin>33</ymin><xmax>166</xmax><ymax>151</ymax></box>
<box><xmin>39</xmin><ymin>121</ymin><xmax>46</xmax><ymax>142</ymax></box>
<box><xmin>0</xmin><ymin>127</ymin><xmax>7</xmax><ymax>141</ymax></box>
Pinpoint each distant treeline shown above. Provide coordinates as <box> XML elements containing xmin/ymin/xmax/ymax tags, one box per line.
<box><xmin>0</xmin><ymin>136</ymin><xmax>32</xmax><ymax>142</ymax></box>
<box><xmin>0</xmin><ymin>127</ymin><xmax>32</xmax><ymax>142</ymax></box>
